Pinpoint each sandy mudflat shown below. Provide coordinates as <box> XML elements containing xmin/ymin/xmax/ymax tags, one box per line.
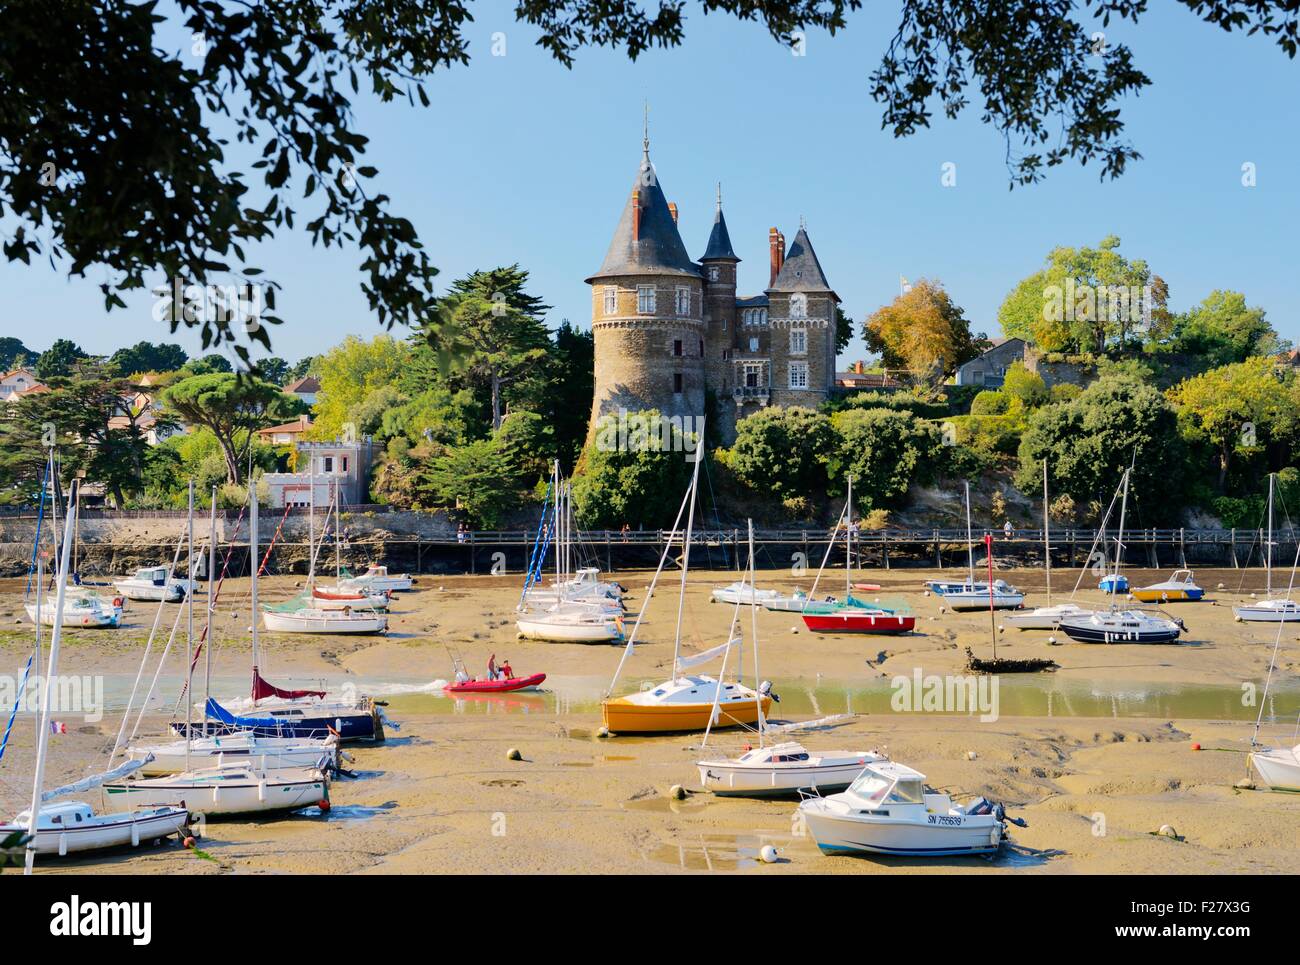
<box><xmin>1</xmin><ymin>565</ymin><xmax>1297</xmax><ymax>875</ymax></box>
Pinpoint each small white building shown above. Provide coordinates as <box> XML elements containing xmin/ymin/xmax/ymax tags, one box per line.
<box><xmin>0</xmin><ymin>367</ymin><xmax>44</xmax><ymax>403</ymax></box>
<box><xmin>264</xmin><ymin>437</ymin><xmax>375</xmax><ymax>508</ymax></box>
<box><xmin>283</xmin><ymin>375</ymin><xmax>320</xmax><ymax>407</ymax></box>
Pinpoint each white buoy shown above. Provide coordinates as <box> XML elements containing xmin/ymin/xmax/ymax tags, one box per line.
<box><xmin>939</xmin><ymin>606</ymin><xmax>946</xmax><ymax>614</ymax></box>
<box><xmin>1157</xmin><ymin>824</ymin><xmax>1177</xmax><ymax>838</ymax></box>
<box><xmin>759</xmin><ymin>845</ymin><xmax>779</xmax><ymax>864</ymax></box>
<box><xmin>924</xmin><ymin>590</ymin><xmax>931</xmax><ymax>597</ymax></box>
<box><xmin>596</xmin><ymin>726</ymin><xmax>610</xmax><ymax>738</ymax></box>
<box><xmin>790</xmin><ymin>626</ymin><xmax>799</xmax><ymax>634</ymax></box>
<box><xmin>998</xmin><ymin>624</ymin><xmax>1005</xmax><ymax>633</ymax></box>
<box><xmin>966</xmin><ymin>750</ymin><xmax>978</xmax><ymax>761</ymax></box>
<box><xmin>669</xmin><ymin>784</ymin><xmax>686</xmax><ymax>800</ymax></box>
<box><xmin>1235</xmin><ymin>615</ymin><xmax>1243</xmax><ymax>623</ymax></box>
<box><xmin>1048</xmin><ymin>635</ymin><xmax>1057</xmax><ymax>644</ymax></box>
<box><xmin>506</xmin><ymin>747</ymin><xmax>522</xmax><ymax>761</ymax></box>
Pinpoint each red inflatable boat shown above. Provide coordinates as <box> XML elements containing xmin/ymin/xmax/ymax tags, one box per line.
<box><xmin>445</xmin><ymin>672</ymin><xmax>547</xmax><ymax>694</ymax></box>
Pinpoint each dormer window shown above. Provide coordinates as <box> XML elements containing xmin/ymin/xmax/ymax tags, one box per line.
<box><xmin>675</xmin><ymin>286</ymin><xmax>690</xmax><ymax>315</ymax></box>
<box><xmin>603</xmin><ymin>286</ymin><xmax>617</xmax><ymax>315</ymax></box>
<box><xmin>637</xmin><ymin>285</ymin><xmax>656</xmax><ymax>314</ymax></box>
<box><xmin>790</xmin><ymin>293</ymin><xmax>807</xmax><ymax>318</ymax></box>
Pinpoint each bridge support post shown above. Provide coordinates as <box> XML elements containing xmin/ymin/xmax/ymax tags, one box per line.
<box><xmin>1230</xmin><ymin>528</ymin><xmax>1238</xmax><ymax>568</ymax></box>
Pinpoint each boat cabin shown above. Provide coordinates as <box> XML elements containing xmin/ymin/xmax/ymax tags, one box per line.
<box><xmin>133</xmin><ymin>566</ymin><xmax>170</xmax><ymax>585</ymax></box>
<box><xmin>643</xmin><ymin>674</ymin><xmax>753</xmax><ymax>705</ymax></box>
<box><xmin>738</xmin><ymin>742</ymin><xmax>811</xmax><ymax>764</ymax></box>
<box><xmin>845</xmin><ymin>762</ymin><xmax>928</xmax><ymax>811</ymax></box>
<box><xmin>16</xmin><ymin>801</ymin><xmax>95</xmax><ymax>829</ymax></box>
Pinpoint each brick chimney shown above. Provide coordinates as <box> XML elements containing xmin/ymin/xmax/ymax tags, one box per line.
<box><xmin>631</xmin><ymin>189</ymin><xmax>642</xmax><ymax>241</ymax></box>
<box><xmin>768</xmin><ymin>228</ymin><xmax>785</xmax><ymax>286</ymax></box>
<box><xmin>668</xmin><ymin>202</ymin><xmax>678</xmax><ymax>225</ymax></box>
<box><xmin>854</xmin><ymin>360</ymin><xmax>865</xmax><ymax>375</ymax></box>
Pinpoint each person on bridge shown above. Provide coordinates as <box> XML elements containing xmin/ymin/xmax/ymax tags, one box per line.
<box><xmin>1003</xmin><ymin>520</ymin><xmax>1014</xmax><ymax>537</ymax></box>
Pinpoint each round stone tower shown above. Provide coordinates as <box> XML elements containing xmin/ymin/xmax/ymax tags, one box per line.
<box><xmin>586</xmin><ymin>141</ymin><xmax>705</xmax><ymax>438</ymax></box>
<box><xmin>699</xmin><ymin>184</ymin><xmax>740</xmax><ymax>441</ymax></box>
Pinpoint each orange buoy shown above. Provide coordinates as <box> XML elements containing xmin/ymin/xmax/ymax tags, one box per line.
<box><xmin>183</xmin><ymin>836</ymin><xmax>197</xmax><ymax>849</ymax></box>
<box><xmin>1191</xmin><ymin>743</ymin><xmax>1201</xmax><ymax>751</ymax></box>
<box><xmin>318</xmin><ymin>798</ymin><xmax>331</xmax><ymax>812</ymax></box>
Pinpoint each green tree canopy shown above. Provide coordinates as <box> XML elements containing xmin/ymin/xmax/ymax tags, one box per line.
<box><xmin>719</xmin><ymin>407</ymin><xmax>834</xmax><ymax>507</ymax></box>
<box><xmin>863</xmin><ymin>279</ymin><xmax>982</xmax><ymax>384</ymax></box>
<box><xmin>34</xmin><ymin>339</ymin><xmax>89</xmax><ymax>379</ymax></box>
<box><xmin>829</xmin><ymin>407</ymin><xmax>943</xmax><ymax>510</ymax></box>
<box><xmin>0</xmin><ymin>337</ymin><xmax>33</xmax><ymax>370</ymax></box>
<box><xmin>573</xmin><ymin>411</ymin><xmax>698</xmax><ymax>529</ymax></box>
<box><xmin>108</xmin><ymin>341</ymin><xmax>188</xmax><ymax>376</ymax></box>
<box><xmin>1170</xmin><ymin>291</ymin><xmax>1281</xmax><ymax>368</ymax></box>
<box><xmin>162</xmin><ymin>373</ymin><xmax>304</xmax><ymax>483</ymax></box>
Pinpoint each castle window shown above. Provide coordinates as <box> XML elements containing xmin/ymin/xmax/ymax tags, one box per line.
<box><xmin>673</xmin><ymin>373</ymin><xmax>683</xmax><ymax>394</ymax></box>
<box><xmin>637</xmin><ymin>285</ymin><xmax>656</xmax><ymax>314</ymax></box>
<box><xmin>789</xmin><ymin>361</ymin><xmax>809</xmax><ymax>390</ymax></box>
<box><xmin>708</xmin><ymin>265</ymin><xmax>720</xmax><ymax>282</ymax></box>
<box><xmin>673</xmin><ymin>339</ymin><xmax>683</xmax><ymax>357</ymax></box>
<box><xmin>675</xmin><ymin>286</ymin><xmax>690</xmax><ymax>315</ymax></box>
<box><xmin>699</xmin><ymin>339</ymin><xmax>704</xmax><ymax>357</ymax></box>
<box><xmin>789</xmin><ymin>327</ymin><xmax>807</xmax><ymax>355</ymax></box>
<box><xmin>749</xmin><ymin>337</ymin><xmax>759</xmax><ymax>353</ymax></box>
<box><xmin>603</xmin><ymin>287</ymin><xmax>617</xmax><ymax>315</ymax></box>
<box><xmin>790</xmin><ymin>293</ymin><xmax>807</xmax><ymax>318</ymax></box>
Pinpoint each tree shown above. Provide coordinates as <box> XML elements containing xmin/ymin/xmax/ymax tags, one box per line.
<box><xmin>287</xmin><ymin>356</ymin><xmax>317</xmax><ymax>381</ymax></box>
<box><xmin>549</xmin><ymin>320</ymin><xmax>594</xmax><ymax>472</ymax></box>
<box><xmin>108</xmin><ymin>341</ymin><xmax>188</xmax><ymax>376</ymax></box>
<box><xmin>181</xmin><ymin>354</ymin><xmax>234</xmax><ymax>376</ymax></box>
<box><xmin>311</xmin><ymin>335</ymin><xmax>410</xmax><ymax>440</ymax></box>
<box><xmin>573</xmin><ymin>411</ymin><xmax>698</xmax><ymax>528</ymax></box>
<box><xmin>829</xmin><ymin>407</ymin><xmax>942</xmax><ymax>509</ymax></box>
<box><xmin>1001</xmin><ymin>362</ymin><xmax>1048</xmax><ymax>409</ymax></box>
<box><xmin>1170</xmin><ymin>291</ymin><xmax>1280</xmax><ymax>368</ymax></box>
<box><xmin>1169</xmin><ymin>356</ymin><xmax>1300</xmax><ymax>491</ymax></box>
<box><xmin>1015</xmin><ymin>373</ymin><xmax>1187</xmax><ymax>518</ymax></box>
<box><xmin>997</xmin><ymin>236</ymin><xmax>1169</xmax><ymax>353</ymax></box>
<box><xmin>253</xmin><ymin>356</ymin><xmax>291</xmax><ymax>386</ymax></box>
<box><xmin>834</xmin><ymin>306</ymin><xmax>854</xmax><ymax>356</ymax></box>
<box><xmin>34</xmin><ymin>339</ymin><xmax>88</xmax><ymax>379</ymax></box>
<box><xmin>5</xmin><ymin>4</ymin><xmax>1292</xmax><ymax>359</ymax></box>
<box><xmin>162</xmin><ymin>373</ymin><xmax>304</xmax><ymax>483</ymax></box>
<box><xmin>864</xmin><ymin>279</ymin><xmax>982</xmax><ymax>382</ymax></box>
<box><xmin>720</xmin><ymin>407</ymin><xmax>834</xmax><ymax>509</ymax></box>
<box><xmin>415</xmin><ymin>412</ymin><xmax>550</xmax><ymax>526</ymax></box>
<box><xmin>0</xmin><ymin>337</ymin><xmax>32</xmax><ymax>370</ymax></box>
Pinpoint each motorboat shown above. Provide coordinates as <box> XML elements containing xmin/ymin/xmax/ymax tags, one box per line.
<box><xmin>711</xmin><ymin>581</ymin><xmax>781</xmax><ymax>606</ymax></box>
<box><xmin>1249</xmin><ymin>743</ymin><xmax>1300</xmax><ymax>791</ymax></box>
<box><xmin>26</xmin><ymin>592</ymin><xmax>122</xmax><ymax>628</ymax></box>
<box><xmin>762</xmin><ymin>589</ymin><xmax>812</xmax><ymax>612</ymax></box>
<box><xmin>0</xmin><ymin>802</ymin><xmax>189</xmax><ymax>857</ymax></box>
<box><xmin>103</xmin><ymin>762</ymin><xmax>328</xmax><ymax>816</ymax></box>
<box><xmin>698</xmin><ymin>742</ymin><xmax>884</xmax><ymax>798</ymax></box>
<box><xmin>1131</xmin><ymin>569</ymin><xmax>1204</xmax><ymax>603</ymax></box>
<box><xmin>114</xmin><ymin>565</ymin><xmax>195</xmax><ymax>602</ymax></box>
<box><xmin>797</xmin><ymin>760</ymin><xmax>1019</xmax><ymax>857</ymax></box>
<box><xmin>446</xmin><ymin>672</ymin><xmax>547</xmax><ymax>694</ymax></box>
<box><xmin>124</xmin><ymin>732</ymin><xmax>338</xmax><ymax>775</ymax></box>
<box><xmin>1002</xmin><ymin>602</ymin><xmax>1095</xmax><ymax>630</ymax></box>
<box><xmin>262</xmin><ymin>605</ymin><xmax>387</xmax><ymax>634</ymax></box>
<box><xmin>1057</xmin><ymin>608</ymin><xmax>1184</xmax><ymax>644</ymax></box>
<box><xmin>340</xmin><ymin>564</ymin><xmax>412</xmax><ymax>593</ymax></box>
<box><xmin>602</xmin><ymin>674</ymin><xmax>772</xmax><ymax>734</ymax></box>
<box><xmin>939</xmin><ymin>580</ymin><xmax>1025</xmax><ymax>611</ymax></box>
<box><xmin>1098</xmin><ymin>574</ymin><xmax>1129</xmax><ymax>594</ymax></box>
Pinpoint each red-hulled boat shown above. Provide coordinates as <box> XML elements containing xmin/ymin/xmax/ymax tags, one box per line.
<box><xmin>445</xmin><ymin>672</ymin><xmax>547</xmax><ymax>694</ymax></box>
<box><xmin>801</xmin><ymin>608</ymin><xmax>914</xmax><ymax>635</ymax></box>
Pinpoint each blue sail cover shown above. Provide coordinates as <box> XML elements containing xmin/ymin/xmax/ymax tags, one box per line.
<box><xmin>204</xmin><ymin>698</ymin><xmax>281</xmax><ymax>729</ymax></box>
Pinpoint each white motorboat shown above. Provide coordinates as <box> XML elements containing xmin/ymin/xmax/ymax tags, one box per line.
<box><xmin>103</xmin><ymin>762</ymin><xmax>329</xmax><ymax>816</ymax></box>
<box><xmin>1057</xmin><ymin>607</ymin><xmax>1184</xmax><ymax>644</ymax></box>
<box><xmin>340</xmin><ymin>564</ymin><xmax>412</xmax><ymax>593</ymax></box>
<box><xmin>1131</xmin><ymin>568</ymin><xmax>1205</xmax><ymax>603</ymax></box>
<box><xmin>698</xmin><ymin>741</ymin><xmax>884</xmax><ymax>797</ymax></box>
<box><xmin>124</xmin><ymin>732</ymin><xmax>338</xmax><ymax>776</ymax></box>
<box><xmin>0</xmin><ymin>802</ymin><xmax>190</xmax><ymax>857</ymax></box>
<box><xmin>797</xmin><ymin>760</ymin><xmax>1018</xmax><ymax>857</ymax></box>
<box><xmin>941</xmin><ymin>580</ymin><xmax>1025</xmax><ymax>611</ymax></box>
<box><xmin>516</xmin><ymin>608</ymin><xmax>624</xmax><ymax>643</ymax></box>
<box><xmin>1002</xmin><ymin>602</ymin><xmax>1095</xmax><ymax>630</ymax></box>
<box><xmin>262</xmin><ymin>606</ymin><xmax>387</xmax><ymax>634</ymax></box>
<box><xmin>711</xmin><ymin>581</ymin><xmax>781</xmax><ymax>606</ymax></box>
<box><xmin>762</xmin><ymin>589</ymin><xmax>812</xmax><ymax>612</ymax></box>
<box><xmin>1233</xmin><ymin>474</ymin><xmax>1300</xmax><ymax>622</ymax></box>
<box><xmin>1250</xmin><ymin>743</ymin><xmax>1300</xmax><ymax>791</ymax></box>
<box><xmin>114</xmin><ymin>565</ymin><xmax>195</xmax><ymax>602</ymax></box>
<box><xmin>26</xmin><ymin>592</ymin><xmax>122</xmax><ymax>628</ymax></box>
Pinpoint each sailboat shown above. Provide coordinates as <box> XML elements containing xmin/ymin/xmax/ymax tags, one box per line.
<box><xmin>1004</xmin><ymin>459</ymin><xmax>1095</xmax><ymax>629</ymax></box>
<box><xmin>25</xmin><ymin>592</ymin><xmax>122</xmax><ymax>628</ymax></box>
<box><xmin>1058</xmin><ymin>468</ymin><xmax>1184</xmax><ymax>644</ymax></box>
<box><xmin>7</xmin><ymin>476</ymin><xmax>190</xmax><ymax>869</ymax></box>
<box><xmin>601</xmin><ymin>424</ymin><xmax>773</xmax><ymax>734</ymax></box>
<box><xmin>1233</xmin><ymin>474</ymin><xmax>1300</xmax><ymax>622</ymax></box>
<box><xmin>697</xmin><ymin>521</ymin><xmax>883</xmax><ymax>796</ymax></box>
<box><xmin>930</xmin><ymin>482</ymin><xmax>1025</xmax><ymax>611</ymax></box>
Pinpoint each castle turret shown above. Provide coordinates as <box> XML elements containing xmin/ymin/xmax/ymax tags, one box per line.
<box><xmin>699</xmin><ymin>184</ymin><xmax>739</xmax><ymax>440</ymax></box>
<box><xmin>586</xmin><ymin>139</ymin><xmax>705</xmax><ymax>435</ymax></box>
<box><xmin>766</xmin><ymin>225</ymin><xmax>838</xmax><ymax>408</ymax></box>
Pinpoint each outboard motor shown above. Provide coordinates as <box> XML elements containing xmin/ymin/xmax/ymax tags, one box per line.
<box><xmin>758</xmin><ymin>680</ymin><xmax>780</xmax><ymax>703</ymax></box>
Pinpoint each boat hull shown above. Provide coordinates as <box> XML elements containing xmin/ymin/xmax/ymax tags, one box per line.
<box><xmin>446</xmin><ymin>672</ymin><xmax>547</xmax><ymax>694</ymax></box>
<box><xmin>1002</xmin><ymin>606</ymin><xmax>1094</xmax><ymax>630</ymax></box>
<box><xmin>103</xmin><ymin>773</ymin><xmax>327</xmax><ymax>816</ymax></box>
<box><xmin>1131</xmin><ymin>588</ymin><xmax>1203</xmax><ymax>603</ymax></box>
<box><xmin>127</xmin><ymin>738</ymin><xmax>337</xmax><ymax>776</ymax></box>
<box><xmin>942</xmin><ymin>593</ymin><xmax>1024</xmax><ymax>611</ymax></box>
<box><xmin>1233</xmin><ymin>603</ymin><xmax>1300</xmax><ymax>623</ymax></box>
<box><xmin>697</xmin><ymin>759</ymin><xmax>868</xmax><ymax>797</ymax></box>
<box><xmin>0</xmin><ymin>807</ymin><xmax>189</xmax><ymax>856</ymax></box>
<box><xmin>1058</xmin><ymin>622</ymin><xmax>1182</xmax><ymax>644</ymax></box>
<box><xmin>25</xmin><ymin>603</ymin><xmax>120</xmax><ymax>628</ymax></box>
<box><xmin>261</xmin><ymin>611</ymin><xmax>387</xmax><ymax>634</ymax></box>
<box><xmin>601</xmin><ymin>695</ymin><xmax>771</xmax><ymax>734</ymax></box>
<box><xmin>174</xmin><ymin>707</ymin><xmax>381</xmax><ymax>743</ymax></box>
<box><xmin>114</xmin><ymin>581</ymin><xmax>186</xmax><ymax>602</ymax></box>
<box><xmin>1250</xmin><ymin>747</ymin><xmax>1300</xmax><ymax>791</ymax></box>
<box><xmin>801</xmin><ymin>611</ymin><xmax>915</xmax><ymax>634</ymax></box>
<box><xmin>801</xmin><ymin>803</ymin><xmax>1001</xmax><ymax>856</ymax></box>
<box><xmin>516</xmin><ymin>617</ymin><xmax>621</xmax><ymax>642</ymax></box>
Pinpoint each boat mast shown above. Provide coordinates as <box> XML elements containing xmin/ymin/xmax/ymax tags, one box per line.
<box><xmin>186</xmin><ymin>480</ymin><xmax>194</xmax><ymax>771</ymax></box>
<box><xmin>250</xmin><ymin>477</ymin><xmax>260</xmax><ymax>704</ymax></box>
<box><xmin>308</xmin><ymin>456</ymin><xmax>315</xmax><ymax>587</ymax></box>
<box><xmin>1110</xmin><ymin>468</ymin><xmax>1131</xmax><ymax>609</ymax></box>
<box><xmin>749</xmin><ymin>518</ymin><xmax>764</xmax><ymax>743</ymax></box>
<box><xmin>671</xmin><ymin>422</ymin><xmax>706</xmax><ymax>680</ymax></box>
<box><xmin>1266</xmin><ymin>472</ymin><xmax>1275</xmax><ymax>597</ymax></box>
<box><xmin>23</xmin><ymin>479</ymin><xmax>78</xmax><ymax>875</ymax></box>
<box><xmin>845</xmin><ymin>475</ymin><xmax>853</xmax><ymax>600</ymax></box>
<box><xmin>334</xmin><ymin>475</ymin><xmax>341</xmax><ymax>581</ymax></box>
<box><xmin>965</xmin><ymin>481</ymin><xmax>975</xmax><ymax>586</ymax></box>
<box><xmin>204</xmin><ymin>486</ymin><xmax>217</xmax><ymax>714</ymax></box>
<box><xmin>1043</xmin><ymin>459</ymin><xmax>1052</xmax><ymax>605</ymax></box>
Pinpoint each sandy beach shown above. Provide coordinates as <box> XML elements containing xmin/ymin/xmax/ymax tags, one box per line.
<box><xmin>1</xmin><ymin>564</ymin><xmax>1297</xmax><ymax>875</ymax></box>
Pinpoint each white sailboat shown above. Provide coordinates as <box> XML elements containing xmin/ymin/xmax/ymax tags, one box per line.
<box><xmin>1234</xmin><ymin>474</ymin><xmax>1300</xmax><ymax>622</ymax></box>
<box><xmin>26</xmin><ymin>592</ymin><xmax>122</xmax><ymax>628</ymax></box>
<box><xmin>124</xmin><ymin>732</ymin><xmax>338</xmax><ymax>776</ymax></box>
<box><xmin>1004</xmin><ymin>459</ymin><xmax>1096</xmax><ymax>629</ymax></box>
<box><xmin>711</xmin><ymin>581</ymin><xmax>781</xmax><ymax>606</ymax></box>
<box><xmin>939</xmin><ymin>482</ymin><xmax>1025</xmax><ymax>611</ymax></box>
<box><xmin>1247</xmin><ymin>532</ymin><xmax>1300</xmax><ymax>790</ymax></box>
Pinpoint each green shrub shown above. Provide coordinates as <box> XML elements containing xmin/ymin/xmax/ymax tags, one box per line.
<box><xmin>970</xmin><ymin>390</ymin><xmax>1010</xmax><ymax>416</ymax></box>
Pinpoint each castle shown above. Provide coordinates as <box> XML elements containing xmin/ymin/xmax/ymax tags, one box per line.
<box><xmin>587</xmin><ymin>136</ymin><xmax>839</xmax><ymax>444</ymax></box>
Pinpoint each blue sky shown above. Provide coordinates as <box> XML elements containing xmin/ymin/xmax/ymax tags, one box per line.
<box><xmin>2</xmin><ymin>2</ymin><xmax>1297</xmax><ymax>367</ymax></box>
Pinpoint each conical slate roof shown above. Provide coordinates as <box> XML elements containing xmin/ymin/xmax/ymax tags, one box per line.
<box><xmin>586</xmin><ymin>151</ymin><xmax>701</xmax><ymax>283</ymax></box>
<box><xmin>701</xmin><ymin>203</ymin><xmax>739</xmax><ymax>262</ymax></box>
<box><xmin>769</xmin><ymin>227</ymin><xmax>834</xmax><ymax>294</ymax></box>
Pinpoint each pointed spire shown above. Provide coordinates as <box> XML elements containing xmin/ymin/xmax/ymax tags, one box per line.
<box><xmin>769</xmin><ymin>226</ymin><xmax>834</xmax><ymax>295</ymax></box>
<box><xmin>701</xmin><ymin>181</ymin><xmax>739</xmax><ymax>263</ymax></box>
<box><xmin>642</xmin><ymin>101</ymin><xmax>650</xmax><ymax>161</ymax></box>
